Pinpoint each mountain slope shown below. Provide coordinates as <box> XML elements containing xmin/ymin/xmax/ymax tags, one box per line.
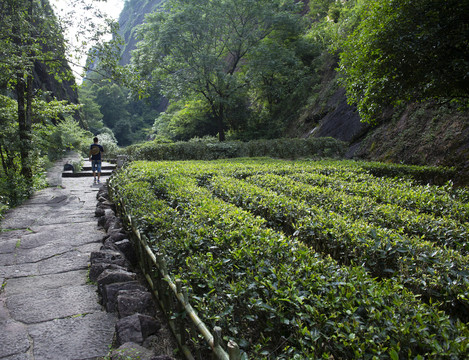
<box><xmin>118</xmin><ymin>0</ymin><xmax>165</xmax><ymax>65</ymax></box>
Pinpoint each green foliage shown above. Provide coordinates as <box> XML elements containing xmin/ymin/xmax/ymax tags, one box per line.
<box><xmin>153</xmin><ymin>99</ymin><xmax>217</xmax><ymax>141</ymax></box>
<box><xmin>217</xmin><ymin>172</ymin><xmax>469</xmax><ymax>316</ymax></box>
<box><xmin>242</xmin><ymin>36</ymin><xmax>319</xmax><ymax>138</ymax></box>
<box><xmin>133</xmin><ymin>0</ymin><xmax>311</xmax><ymax>141</ymax></box>
<box><xmin>96</xmin><ymin>131</ymin><xmax>119</xmax><ymax>159</ymax></box>
<box><xmin>125</xmin><ymin>137</ymin><xmax>347</xmax><ymax>161</ymax></box>
<box><xmin>0</xmin><ymin>170</ymin><xmax>31</xmax><ymax>208</ymax></box>
<box><xmin>94</xmin><ymin>83</ymin><xmax>131</xmax><ymax>144</ymax></box>
<box><xmin>79</xmin><ymin>74</ymin><xmax>164</xmax><ymax>146</ymax></box>
<box><xmin>46</xmin><ymin>117</ymin><xmax>92</xmax><ymax>160</ymax></box>
<box><xmin>338</xmin><ymin>0</ymin><xmax>469</xmax><ymax>123</ymax></box>
<box><xmin>78</xmin><ymin>84</ymin><xmax>105</xmax><ymax>134</ymax></box>
<box><xmin>0</xmin><ymin>94</ymin><xmax>83</xmax><ymax>209</ymax></box>
<box><xmin>109</xmin><ymin>159</ymin><xmax>469</xmax><ymax>359</ymax></box>
<box><xmin>357</xmin><ymin>161</ymin><xmax>457</xmax><ymax>185</ymax></box>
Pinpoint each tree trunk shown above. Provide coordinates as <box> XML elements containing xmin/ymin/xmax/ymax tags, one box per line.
<box><xmin>17</xmin><ymin>73</ymin><xmax>32</xmax><ymax>182</ymax></box>
<box><xmin>0</xmin><ymin>144</ymin><xmax>8</xmax><ymax>176</ymax></box>
<box><xmin>17</xmin><ymin>0</ymin><xmax>34</xmax><ymax>183</ymax></box>
<box><xmin>217</xmin><ymin>104</ymin><xmax>225</xmax><ymax>142</ymax></box>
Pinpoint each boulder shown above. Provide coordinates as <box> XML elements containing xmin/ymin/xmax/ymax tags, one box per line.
<box><xmin>105</xmin><ymin>231</ymin><xmax>128</xmax><ymax>243</ymax></box>
<box><xmin>110</xmin><ymin>342</ymin><xmax>156</xmax><ymax>360</ymax></box>
<box><xmin>97</xmin><ymin>269</ymin><xmax>137</xmax><ymax>295</ymax></box>
<box><xmin>97</xmin><ymin>185</ymin><xmax>108</xmax><ymax>196</ymax></box>
<box><xmin>98</xmin><ymin>215</ymin><xmax>107</xmax><ymax>228</ymax></box>
<box><xmin>115</xmin><ymin>314</ymin><xmax>161</xmax><ymax>346</ymax></box>
<box><xmin>63</xmin><ymin>163</ymin><xmax>74</xmax><ymax>171</ymax></box>
<box><xmin>117</xmin><ymin>289</ymin><xmax>156</xmax><ymax>318</ymax></box>
<box><xmin>104</xmin><ymin>215</ymin><xmax>118</xmax><ymax>232</ymax></box>
<box><xmin>107</xmin><ymin>221</ymin><xmax>123</xmax><ymax>234</ymax></box>
<box><xmin>104</xmin><ymin>208</ymin><xmax>115</xmax><ymax>217</ymax></box>
<box><xmin>89</xmin><ymin>263</ymin><xmax>129</xmax><ymax>283</ymax></box>
<box><xmin>114</xmin><ymin>239</ymin><xmax>137</xmax><ymax>266</ymax></box>
<box><xmin>100</xmin><ymin>199</ymin><xmax>115</xmax><ymax>208</ymax></box>
<box><xmin>102</xmin><ymin>281</ymin><xmax>147</xmax><ymax>312</ymax></box>
<box><xmin>101</xmin><ymin>238</ymin><xmax>119</xmax><ymax>252</ymax></box>
<box><xmin>90</xmin><ymin>250</ymin><xmax>128</xmax><ymax>267</ymax></box>
<box><xmin>95</xmin><ymin>206</ymin><xmax>105</xmax><ymax>217</ymax></box>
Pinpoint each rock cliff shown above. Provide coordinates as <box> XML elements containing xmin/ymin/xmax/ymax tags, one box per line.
<box><xmin>117</xmin><ymin>0</ymin><xmax>165</xmax><ymax>65</ymax></box>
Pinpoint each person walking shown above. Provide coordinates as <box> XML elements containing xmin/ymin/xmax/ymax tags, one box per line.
<box><xmin>89</xmin><ymin>137</ymin><xmax>104</xmax><ymax>184</ymax></box>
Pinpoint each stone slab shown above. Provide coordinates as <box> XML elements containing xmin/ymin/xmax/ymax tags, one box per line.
<box><xmin>0</xmin><ymin>157</ymin><xmax>118</xmax><ymax>360</ymax></box>
<box><xmin>1</xmin><ymin>207</ymin><xmax>48</xmax><ymax>230</ymax></box>
<box><xmin>0</xmin><ymin>320</ymin><xmax>30</xmax><ymax>358</ymax></box>
<box><xmin>5</xmin><ymin>270</ymin><xmax>89</xmax><ymax>296</ymax></box>
<box><xmin>29</xmin><ymin>312</ymin><xmax>117</xmax><ymax>360</ymax></box>
<box><xmin>30</xmin><ymin>211</ymin><xmax>96</xmax><ymax>226</ymax></box>
<box><xmin>0</xmin><ymin>230</ymin><xmax>29</xmax><ymax>254</ymax></box>
<box><xmin>27</xmin><ymin>222</ymin><xmax>103</xmax><ymax>242</ymax></box>
<box><xmin>0</xmin><ymin>297</ymin><xmax>30</xmax><ymax>358</ymax></box>
<box><xmin>6</xmin><ymin>284</ymin><xmax>102</xmax><ymax>324</ymax></box>
<box><xmin>23</xmin><ymin>190</ymin><xmax>81</xmax><ymax>207</ymax></box>
<box><xmin>1</xmin><ymin>235</ymin><xmax>38</xmax><ymax>254</ymax></box>
<box><xmin>3</xmin><ymin>224</ymin><xmax>103</xmax><ymax>266</ymax></box>
<box><xmin>2</xmin><ymin>245</ymin><xmax>95</xmax><ymax>279</ymax></box>
<box><xmin>0</xmin><ymin>238</ymin><xmax>18</xmax><ymax>255</ymax></box>
<box><xmin>36</xmin><ymin>244</ymin><xmax>100</xmax><ymax>276</ymax></box>
<box><xmin>1</xmin><ymin>353</ymin><xmax>32</xmax><ymax>360</ymax></box>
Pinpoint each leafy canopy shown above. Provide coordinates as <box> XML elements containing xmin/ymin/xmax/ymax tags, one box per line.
<box><xmin>133</xmin><ymin>0</ymin><xmax>306</xmax><ymax>141</ymax></box>
<box><xmin>338</xmin><ymin>0</ymin><xmax>469</xmax><ymax>123</ymax></box>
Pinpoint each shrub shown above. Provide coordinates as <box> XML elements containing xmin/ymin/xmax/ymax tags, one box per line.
<box><xmin>47</xmin><ymin>117</ymin><xmax>93</xmax><ymax>161</ymax></box>
<box><xmin>109</xmin><ymin>160</ymin><xmax>469</xmax><ymax>359</ymax></box>
<box><xmin>126</xmin><ymin>137</ymin><xmax>347</xmax><ymax>161</ymax></box>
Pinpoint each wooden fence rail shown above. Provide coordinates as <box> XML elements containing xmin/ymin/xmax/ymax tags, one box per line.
<box><xmin>121</xmin><ymin>212</ymin><xmax>242</xmax><ymax>360</ymax></box>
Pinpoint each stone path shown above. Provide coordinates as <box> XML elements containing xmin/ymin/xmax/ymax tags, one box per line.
<box><xmin>0</xmin><ymin>154</ymin><xmax>117</xmax><ymax>360</ymax></box>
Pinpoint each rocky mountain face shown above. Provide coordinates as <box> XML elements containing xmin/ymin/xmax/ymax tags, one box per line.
<box><xmin>286</xmin><ymin>50</ymin><xmax>468</xmax><ymax>183</ymax></box>
<box><xmin>36</xmin><ymin>0</ymin><xmax>80</xmax><ymax>123</ymax></box>
<box><xmin>305</xmin><ymin>82</ymin><xmax>469</xmax><ymax>183</ymax></box>
<box><xmin>117</xmin><ymin>0</ymin><xmax>165</xmax><ymax>65</ymax></box>
<box><xmin>33</xmin><ymin>60</ymin><xmax>79</xmax><ymax>105</ymax></box>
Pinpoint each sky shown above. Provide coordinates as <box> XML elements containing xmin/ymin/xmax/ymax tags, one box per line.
<box><xmin>50</xmin><ymin>0</ymin><xmax>126</xmax><ymax>81</ymax></box>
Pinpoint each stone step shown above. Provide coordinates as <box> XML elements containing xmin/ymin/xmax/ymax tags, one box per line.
<box><xmin>62</xmin><ymin>170</ymin><xmax>114</xmax><ymax>177</ymax></box>
<box><xmin>62</xmin><ymin>160</ymin><xmax>116</xmax><ymax>178</ymax></box>
<box><xmin>82</xmin><ymin>165</ymin><xmax>116</xmax><ymax>171</ymax></box>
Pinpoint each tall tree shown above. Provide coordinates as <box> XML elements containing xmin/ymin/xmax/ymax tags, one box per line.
<box><xmin>0</xmin><ymin>0</ymin><xmax>75</xmax><ymax>183</ymax></box>
<box><xmin>338</xmin><ymin>0</ymin><xmax>469</xmax><ymax>123</ymax></box>
<box><xmin>0</xmin><ymin>0</ymin><xmax>120</xmax><ymax>186</ymax></box>
<box><xmin>133</xmin><ymin>0</ymin><xmax>304</xmax><ymax>141</ymax></box>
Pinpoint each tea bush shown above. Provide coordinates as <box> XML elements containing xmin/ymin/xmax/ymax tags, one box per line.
<box><xmin>125</xmin><ymin>137</ymin><xmax>347</xmax><ymax>161</ymax></box>
<box><xmin>110</xmin><ymin>159</ymin><xmax>469</xmax><ymax>359</ymax></box>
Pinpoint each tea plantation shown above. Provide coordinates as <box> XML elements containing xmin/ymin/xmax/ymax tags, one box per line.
<box><xmin>109</xmin><ymin>158</ymin><xmax>469</xmax><ymax>359</ymax></box>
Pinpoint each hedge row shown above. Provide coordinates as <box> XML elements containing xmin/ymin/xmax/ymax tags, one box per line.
<box><xmin>109</xmin><ymin>160</ymin><xmax>469</xmax><ymax>359</ymax></box>
<box><xmin>245</xmin><ymin>173</ymin><xmax>469</xmax><ymax>253</ymax></box>
<box><xmin>289</xmin><ymin>171</ymin><xmax>469</xmax><ymax>223</ymax></box>
<box><xmin>357</xmin><ymin>161</ymin><xmax>457</xmax><ymax>185</ymax></box>
<box><xmin>205</xmin><ymin>174</ymin><xmax>469</xmax><ymax>319</ymax></box>
<box><xmin>124</xmin><ymin>137</ymin><xmax>347</xmax><ymax>161</ymax></box>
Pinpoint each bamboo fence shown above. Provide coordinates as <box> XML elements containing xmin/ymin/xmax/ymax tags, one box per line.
<box><xmin>120</xmin><ymin>211</ymin><xmax>242</xmax><ymax>360</ymax></box>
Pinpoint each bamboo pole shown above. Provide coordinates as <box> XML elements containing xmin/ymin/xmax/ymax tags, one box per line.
<box><xmin>125</xmin><ymin>214</ymin><xmax>237</xmax><ymax>360</ymax></box>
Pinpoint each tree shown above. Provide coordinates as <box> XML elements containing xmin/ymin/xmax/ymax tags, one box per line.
<box><xmin>1</xmin><ymin>0</ymin><xmax>40</xmax><ymax>182</ymax></box>
<box><xmin>133</xmin><ymin>0</ymin><xmax>304</xmax><ymax>141</ymax></box>
<box><xmin>338</xmin><ymin>0</ymin><xmax>469</xmax><ymax>123</ymax></box>
<box><xmin>244</xmin><ymin>33</ymin><xmax>319</xmax><ymax>138</ymax></box>
<box><xmin>0</xmin><ymin>0</ymin><xmax>120</xmax><ymax>206</ymax></box>
<box><xmin>78</xmin><ymin>83</ymin><xmax>105</xmax><ymax>134</ymax></box>
<box><xmin>1</xmin><ymin>0</ymin><xmax>82</xmax><ymax>182</ymax></box>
